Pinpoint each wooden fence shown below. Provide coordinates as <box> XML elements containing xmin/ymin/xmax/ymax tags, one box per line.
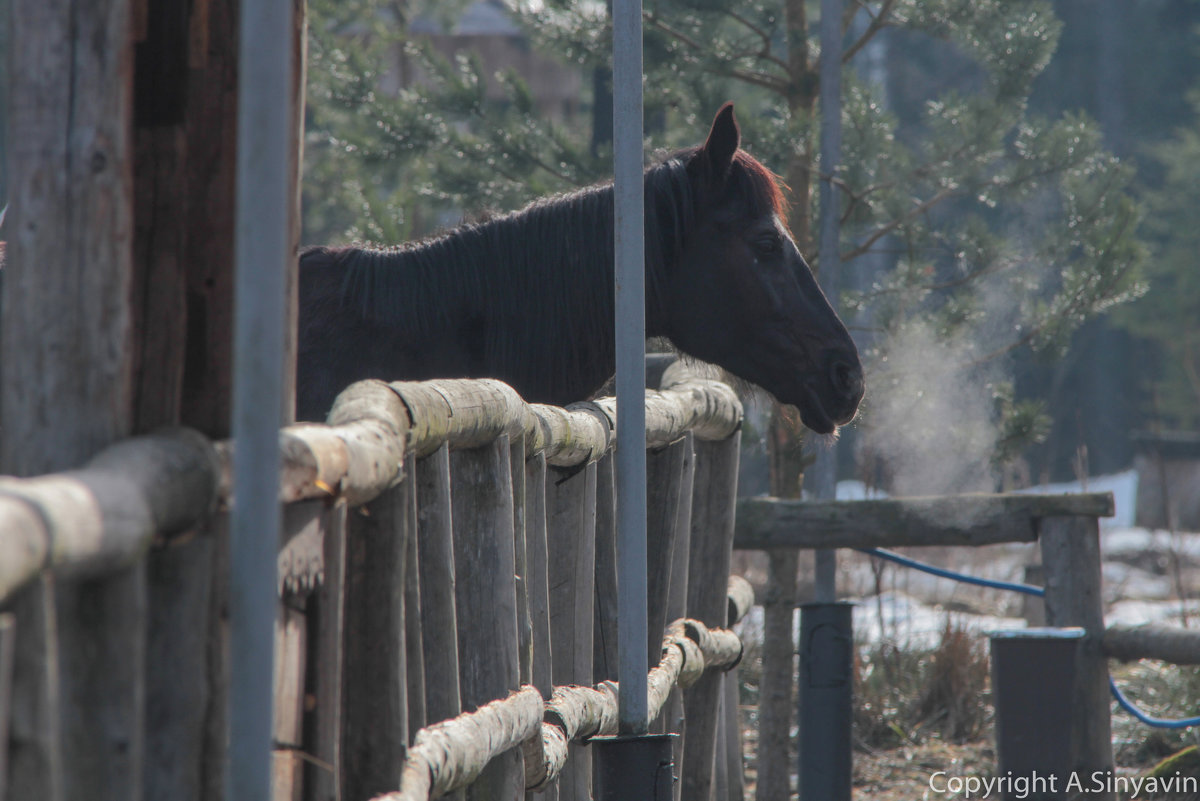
<box><xmin>737</xmin><ymin>491</ymin><xmax>1200</xmax><ymax>801</ymax></box>
<box><xmin>0</xmin><ymin>358</ymin><xmax>753</xmax><ymax>801</ymax></box>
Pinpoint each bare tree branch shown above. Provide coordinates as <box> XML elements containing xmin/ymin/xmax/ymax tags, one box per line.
<box><xmin>843</xmin><ymin>0</ymin><xmax>899</xmax><ymax>63</ymax></box>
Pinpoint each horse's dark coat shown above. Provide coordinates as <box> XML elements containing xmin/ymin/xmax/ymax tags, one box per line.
<box><xmin>297</xmin><ymin>104</ymin><xmax>864</xmax><ymax>432</ymax></box>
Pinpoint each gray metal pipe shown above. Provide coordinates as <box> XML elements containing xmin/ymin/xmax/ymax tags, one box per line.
<box><xmin>812</xmin><ymin>0</ymin><xmax>844</xmax><ymax>603</ymax></box>
<box><xmin>227</xmin><ymin>0</ymin><xmax>293</xmax><ymax>797</ymax></box>
<box><xmin>613</xmin><ymin>0</ymin><xmax>649</xmax><ymax>735</ymax></box>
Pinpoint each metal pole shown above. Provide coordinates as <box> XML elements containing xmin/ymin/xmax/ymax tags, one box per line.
<box><xmin>812</xmin><ymin>0</ymin><xmax>843</xmax><ymax>603</ymax></box>
<box><xmin>613</xmin><ymin>0</ymin><xmax>648</xmax><ymax>736</ymax></box>
<box><xmin>228</xmin><ymin>0</ymin><xmax>292</xmax><ymax>797</ymax></box>
<box><xmin>797</xmin><ymin>602</ymin><xmax>853</xmax><ymax>801</ymax></box>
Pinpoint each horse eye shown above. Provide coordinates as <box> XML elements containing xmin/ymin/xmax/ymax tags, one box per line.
<box><xmin>753</xmin><ymin>234</ymin><xmax>782</xmax><ymax>258</ymax></box>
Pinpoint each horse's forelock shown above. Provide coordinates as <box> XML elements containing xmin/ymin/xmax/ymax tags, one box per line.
<box><xmin>732</xmin><ymin>150</ymin><xmax>791</xmax><ymax>230</ymax></box>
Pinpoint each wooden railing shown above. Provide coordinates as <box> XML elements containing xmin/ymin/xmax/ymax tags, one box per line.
<box><xmin>0</xmin><ymin>359</ymin><xmax>750</xmax><ymax>801</ymax></box>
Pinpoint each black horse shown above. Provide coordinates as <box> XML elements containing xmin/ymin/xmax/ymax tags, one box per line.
<box><xmin>298</xmin><ymin>104</ymin><xmax>864</xmax><ymax>433</ymax></box>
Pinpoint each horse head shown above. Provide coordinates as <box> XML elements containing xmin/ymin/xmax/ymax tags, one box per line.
<box><xmin>663</xmin><ymin>104</ymin><xmax>864</xmax><ymax>435</ymax></box>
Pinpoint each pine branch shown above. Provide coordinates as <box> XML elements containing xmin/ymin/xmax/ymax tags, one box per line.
<box><xmin>643</xmin><ymin>13</ymin><xmax>791</xmax><ymax>94</ymax></box>
<box><xmin>841</xmin><ymin>186</ymin><xmax>958</xmax><ymax>262</ymax></box>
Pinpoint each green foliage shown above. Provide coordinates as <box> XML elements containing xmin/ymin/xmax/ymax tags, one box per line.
<box><xmin>1116</xmin><ymin>88</ymin><xmax>1200</xmax><ymax>429</ymax></box>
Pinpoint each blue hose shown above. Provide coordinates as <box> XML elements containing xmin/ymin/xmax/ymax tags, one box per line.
<box><xmin>857</xmin><ymin>546</ymin><xmax>1200</xmax><ymax>729</ymax></box>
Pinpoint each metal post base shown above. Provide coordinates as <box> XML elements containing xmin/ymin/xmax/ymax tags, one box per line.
<box><xmin>592</xmin><ymin>733</ymin><xmax>677</xmax><ymax>801</ymax></box>
<box><xmin>798</xmin><ymin>601</ymin><xmax>854</xmax><ymax>801</ymax></box>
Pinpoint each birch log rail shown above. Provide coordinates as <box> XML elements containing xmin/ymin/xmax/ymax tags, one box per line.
<box><xmin>374</xmin><ymin>607</ymin><xmax>749</xmax><ymax>801</ymax></box>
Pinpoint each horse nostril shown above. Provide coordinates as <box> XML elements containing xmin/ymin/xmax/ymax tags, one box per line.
<box><xmin>830</xmin><ymin>358</ymin><xmax>864</xmax><ymax>401</ymax></box>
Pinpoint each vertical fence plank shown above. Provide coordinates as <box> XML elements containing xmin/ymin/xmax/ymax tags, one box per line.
<box><xmin>452</xmin><ymin>437</ymin><xmax>523</xmax><ymax>801</ymax></box>
<box><xmin>403</xmin><ymin>455</ymin><xmax>427</xmax><ymax>737</ymax></box>
<box><xmin>755</xmin><ymin>550</ymin><xmax>797</xmax><ymax>801</ymax></box>
<box><xmin>525</xmin><ymin>451</ymin><xmax>556</xmax><ymax>801</ymax></box>
<box><xmin>58</xmin><ymin>568</ymin><xmax>147</xmax><ymax>801</ymax></box>
<box><xmin>308</xmin><ymin>500</ymin><xmax>348</xmax><ymax>801</ymax></box>
<box><xmin>723</xmin><ymin>671</ymin><xmax>745</xmax><ymax>801</ymax></box>
<box><xmin>5</xmin><ymin>577</ymin><xmax>62</xmax><ymax>801</ymax></box>
<box><xmin>663</xmin><ymin>433</ymin><xmax>695</xmax><ymax>749</ymax></box>
<box><xmin>272</xmin><ymin>605</ymin><xmax>307</xmax><ymax>801</ymax></box>
<box><xmin>646</xmin><ymin>439</ymin><xmax>688</xmax><ymax>672</ymax></box>
<box><xmin>592</xmin><ymin>455</ymin><xmax>618</xmax><ymax>684</ymax></box>
<box><xmin>5</xmin><ymin>0</ymin><xmax>137</xmax><ymax>799</ymax></box>
<box><xmin>682</xmin><ymin>433</ymin><xmax>741</xmax><ymax>801</ymax></box>
<box><xmin>1039</xmin><ymin>515</ymin><xmax>1114</xmax><ymax>800</ymax></box>
<box><xmin>0</xmin><ymin>613</ymin><xmax>13</xmax><ymax>801</ymax></box>
<box><xmin>342</xmin><ymin>477</ymin><xmax>413</xmax><ymax>801</ymax></box>
<box><xmin>526</xmin><ymin>453</ymin><xmax>554</xmax><ymax>699</ymax></box>
<box><xmin>512</xmin><ymin>435</ymin><xmax>534</xmax><ymax>688</ymax></box>
<box><xmin>202</xmin><ymin>513</ymin><xmax>231</xmax><ymax>801</ymax></box>
<box><xmin>416</xmin><ymin>445</ymin><xmax>462</xmax><ymax>727</ymax></box>
<box><xmin>548</xmin><ymin>460</ymin><xmax>598</xmax><ymax>801</ymax></box>
<box><xmin>145</xmin><ymin>535</ymin><xmax>217</xmax><ymax>801</ymax></box>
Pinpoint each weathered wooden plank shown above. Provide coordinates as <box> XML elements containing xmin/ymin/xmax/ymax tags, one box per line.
<box><xmin>734</xmin><ymin>492</ymin><xmax>1116</xmax><ymax>550</ymax></box>
<box><xmin>451</xmin><ymin>437</ymin><xmax>523</xmax><ymax>801</ymax></box>
<box><xmin>200</xmin><ymin>513</ymin><xmax>231</xmax><ymax>801</ymax></box>
<box><xmin>511</xmin><ymin>435</ymin><xmax>533</xmax><ymax>688</ymax></box>
<box><xmin>415</xmin><ymin>445</ymin><xmax>461</xmax><ymax>727</ymax></box>
<box><xmin>661</xmin><ymin>434</ymin><xmax>694</xmax><ymax>746</ymax></box>
<box><xmin>402</xmin><ymin>456</ymin><xmax>427</xmax><ymax>738</ymax></box>
<box><xmin>647</xmin><ymin>439</ymin><xmax>688</xmax><ymax>674</ymax></box>
<box><xmin>523</xmin><ymin>451</ymin><xmax>556</xmax><ymax>801</ymax></box>
<box><xmin>1040</xmin><ymin>515</ymin><xmax>1113</xmax><ymax>801</ymax></box>
<box><xmin>0</xmin><ymin>613</ymin><xmax>14</xmax><ymax>801</ymax></box>
<box><xmin>682</xmin><ymin>433</ymin><xmax>741</xmax><ymax>801</ymax></box>
<box><xmin>179</xmin><ymin>0</ymin><xmax>238</xmax><ymax>438</ymax></box>
<box><xmin>57</xmin><ymin>566</ymin><xmax>147</xmax><ymax>801</ymax></box>
<box><xmin>723</xmin><ymin>671</ymin><xmax>745</xmax><ymax>801</ymax></box>
<box><xmin>342</xmin><ymin>481</ymin><xmax>411</xmax><ymax>801</ymax></box>
<box><xmin>547</xmin><ymin>461</ymin><xmax>597</xmax><ymax>801</ymax></box>
<box><xmin>525</xmin><ymin>453</ymin><xmax>553</xmax><ymax>700</ymax></box>
<box><xmin>4</xmin><ymin>0</ymin><xmax>135</xmax><ymax>474</ymax></box>
<box><xmin>144</xmin><ymin>534</ymin><xmax>217</xmax><ymax>801</ymax></box>
<box><xmin>272</xmin><ymin>605</ymin><xmax>306</xmax><ymax>801</ymax></box>
<box><xmin>755</xmin><ymin>550</ymin><xmax>796</xmax><ymax>801</ymax></box>
<box><xmin>1104</xmin><ymin>624</ymin><xmax>1200</xmax><ymax>665</ymax></box>
<box><xmin>308</xmin><ymin>501</ymin><xmax>348</xmax><ymax>801</ymax></box>
<box><xmin>592</xmin><ymin>455</ymin><xmax>618</xmax><ymax>685</ymax></box>
<box><xmin>5</xmin><ymin>577</ymin><xmax>63</xmax><ymax>801</ymax></box>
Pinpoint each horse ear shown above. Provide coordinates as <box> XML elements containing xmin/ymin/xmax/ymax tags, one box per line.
<box><xmin>700</xmin><ymin>102</ymin><xmax>740</xmax><ymax>181</ymax></box>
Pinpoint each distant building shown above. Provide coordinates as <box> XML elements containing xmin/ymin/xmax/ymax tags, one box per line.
<box><xmin>384</xmin><ymin>0</ymin><xmax>582</xmax><ymax>122</ymax></box>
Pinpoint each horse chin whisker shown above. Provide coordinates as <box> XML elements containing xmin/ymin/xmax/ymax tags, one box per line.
<box><xmin>810</xmin><ymin>427</ymin><xmax>841</xmax><ymax>449</ymax></box>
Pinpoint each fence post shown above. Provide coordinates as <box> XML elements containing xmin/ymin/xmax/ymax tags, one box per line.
<box><xmin>403</xmin><ymin>454</ymin><xmax>427</xmax><ymax>737</ymax></box>
<box><xmin>144</xmin><ymin>533</ymin><xmax>219</xmax><ymax>800</ymax></box>
<box><xmin>647</xmin><ymin>439</ymin><xmax>690</xmax><ymax>675</ymax></box>
<box><xmin>512</xmin><ymin>436</ymin><xmax>534</xmax><ymax>689</ymax></box>
<box><xmin>415</xmin><ymin>445</ymin><xmax>465</xmax><ymax>801</ymax></box>
<box><xmin>682</xmin><ymin>433</ymin><xmax>741</xmax><ymax>801</ymax></box>
<box><xmin>662</xmin><ymin>434</ymin><xmax>695</xmax><ymax>754</ymax></box>
<box><xmin>309</xmin><ymin>500</ymin><xmax>348</xmax><ymax>801</ymax></box>
<box><xmin>548</xmin><ymin>460</ymin><xmax>599</xmax><ymax>801</ymax></box>
<box><xmin>452</xmin><ymin>437</ymin><xmax>523</xmax><ymax>801</ymax></box>
<box><xmin>341</xmin><ymin>474</ymin><xmax>415</xmax><ymax>800</ymax></box>
<box><xmin>593</xmin><ymin>456</ymin><xmax>618</xmax><ymax>684</ymax></box>
<box><xmin>1039</xmin><ymin>515</ymin><xmax>1113</xmax><ymax>801</ymax></box>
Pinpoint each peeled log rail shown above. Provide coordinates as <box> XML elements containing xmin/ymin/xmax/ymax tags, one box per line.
<box><xmin>235</xmin><ymin>362</ymin><xmax>742</xmax><ymax>508</ymax></box>
<box><xmin>734</xmin><ymin>492</ymin><xmax>1116</xmax><ymax>550</ymax></box>
<box><xmin>0</xmin><ymin>429</ymin><xmax>221</xmax><ymax>600</ymax></box>
<box><xmin>374</xmin><ymin>611</ymin><xmax>746</xmax><ymax>801</ymax></box>
<box><xmin>1104</xmin><ymin>624</ymin><xmax>1200</xmax><ymax>665</ymax></box>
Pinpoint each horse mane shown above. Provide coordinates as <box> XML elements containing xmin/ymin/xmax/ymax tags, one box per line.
<box><xmin>324</xmin><ymin>147</ymin><xmax>786</xmax><ymax>402</ymax></box>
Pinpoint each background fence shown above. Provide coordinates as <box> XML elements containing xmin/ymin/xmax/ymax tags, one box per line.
<box><xmin>0</xmin><ymin>357</ymin><xmax>752</xmax><ymax>801</ymax></box>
